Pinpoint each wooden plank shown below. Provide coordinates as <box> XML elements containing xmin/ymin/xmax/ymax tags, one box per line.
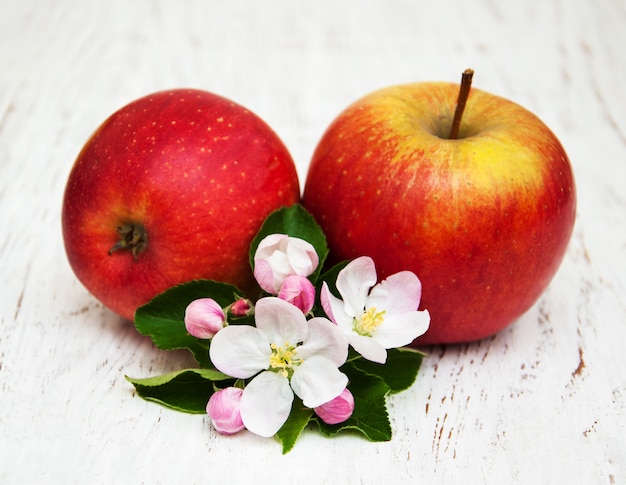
<box><xmin>1</xmin><ymin>0</ymin><xmax>624</xmax><ymax>483</ymax></box>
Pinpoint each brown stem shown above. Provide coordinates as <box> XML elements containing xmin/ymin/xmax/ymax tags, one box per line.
<box><xmin>108</xmin><ymin>223</ymin><xmax>148</xmax><ymax>259</ymax></box>
<box><xmin>449</xmin><ymin>68</ymin><xmax>474</xmax><ymax>140</ymax></box>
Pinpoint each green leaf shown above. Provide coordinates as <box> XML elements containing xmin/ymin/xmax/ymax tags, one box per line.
<box><xmin>134</xmin><ymin>279</ymin><xmax>245</xmax><ymax>367</ymax></box>
<box><xmin>318</xmin><ymin>260</ymin><xmax>350</xmax><ymax>290</ymax></box>
<box><xmin>311</xmin><ymin>260</ymin><xmax>350</xmax><ymax>317</ymax></box>
<box><xmin>275</xmin><ymin>398</ymin><xmax>314</xmax><ymax>454</ymax></box>
<box><xmin>249</xmin><ymin>204</ymin><xmax>329</xmax><ymax>283</ymax></box>
<box><xmin>351</xmin><ymin>347</ymin><xmax>425</xmax><ymax>393</ymax></box>
<box><xmin>126</xmin><ymin>368</ymin><xmax>233</xmax><ymax>414</ymax></box>
<box><xmin>314</xmin><ymin>363</ymin><xmax>392</xmax><ymax>442</ymax></box>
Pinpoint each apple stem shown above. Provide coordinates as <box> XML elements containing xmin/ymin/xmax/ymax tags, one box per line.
<box><xmin>449</xmin><ymin>68</ymin><xmax>474</xmax><ymax>140</ymax></box>
<box><xmin>108</xmin><ymin>223</ymin><xmax>148</xmax><ymax>259</ymax></box>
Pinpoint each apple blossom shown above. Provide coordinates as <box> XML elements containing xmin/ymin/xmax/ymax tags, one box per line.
<box><xmin>184</xmin><ymin>298</ymin><xmax>226</xmax><ymax>339</ymax></box>
<box><xmin>206</xmin><ymin>387</ymin><xmax>245</xmax><ymax>435</ymax></box>
<box><xmin>253</xmin><ymin>234</ymin><xmax>319</xmax><ymax>294</ymax></box>
<box><xmin>229</xmin><ymin>298</ymin><xmax>254</xmax><ymax>318</ymax></box>
<box><xmin>209</xmin><ymin>297</ymin><xmax>349</xmax><ymax>437</ymax></box>
<box><xmin>277</xmin><ymin>275</ymin><xmax>316</xmax><ymax>314</ymax></box>
<box><xmin>314</xmin><ymin>388</ymin><xmax>355</xmax><ymax>425</ymax></box>
<box><xmin>321</xmin><ymin>256</ymin><xmax>430</xmax><ymax>364</ymax></box>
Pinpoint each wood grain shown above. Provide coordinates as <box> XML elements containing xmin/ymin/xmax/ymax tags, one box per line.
<box><xmin>1</xmin><ymin>0</ymin><xmax>625</xmax><ymax>483</ymax></box>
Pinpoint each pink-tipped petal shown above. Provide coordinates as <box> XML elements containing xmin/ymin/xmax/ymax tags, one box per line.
<box><xmin>253</xmin><ymin>259</ymin><xmax>277</xmax><ymax>293</ymax></box>
<box><xmin>320</xmin><ymin>282</ymin><xmax>353</xmax><ymax>330</ymax></box>
<box><xmin>367</xmin><ymin>271</ymin><xmax>422</xmax><ymax>315</ymax></box>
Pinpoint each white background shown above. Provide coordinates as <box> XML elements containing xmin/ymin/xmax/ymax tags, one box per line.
<box><xmin>1</xmin><ymin>0</ymin><xmax>625</xmax><ymax>483</ymax></box>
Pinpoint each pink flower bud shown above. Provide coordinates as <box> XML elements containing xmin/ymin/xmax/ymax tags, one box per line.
<box><xmin>277</xmin><ymin>275</ymin><xmax>316</xmax><ymax>313</ymax></box>
<box><xmin>184</xmin><ymin>298</ymin><xmax>226</xmax><ymax>339</ymax></box>
<box><xmin>314</xmin><ymin>388</ymin><xmax>355</xmax><ymax>425</ymax></box>
<box><xmin>230</xmin><ymin>298</ymin><xmax>253</xmax><ymax>318</ymax></box>
<box><xmin>206</xmin><ymin>387</ymin><xmax>245</xmax><ymax>435</ymax></box>
<box><xmin>253</xmin><ymin>234</ymin><xmax>319</xmax><ymax>293</ymax></box>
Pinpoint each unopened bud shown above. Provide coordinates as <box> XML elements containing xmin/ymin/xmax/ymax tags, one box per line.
<box><xmin>206</xmin><ymin>387</ymin><xmax>245</xmax><ymax>435</ymax></box>
<box><xmin>253</xmin><ymin>234</ymin><xmax>319</xmax><ymax>293</ymax></box>
<box><xmin>230</xmin><ymin>298</ymin><xmax>254</xmax><ymax>318</ymax></box>
<box><xmin>314</xmin><ymin>388</ymin><xmax>354</xmax><ymax>425</ymax></box>
<box><xmin>184</xmin><ymin>298</ymin><xmax>226</xmax><ymax>339</ymax></box>
<box><xmin>278</xmin><ymin>275</ymin><xmax>316</xmax><ymax>314</ymax></box>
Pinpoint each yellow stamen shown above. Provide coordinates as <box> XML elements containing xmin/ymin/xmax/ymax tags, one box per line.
<box><xmin>269</xmin><ymin>342</ymin><xmax>302</xmax><ymax>377</ymax></box>
<box><xmin>354</xmin><ymin>307</ymin><xmax>386</xmax><ymax>337</ymax></box>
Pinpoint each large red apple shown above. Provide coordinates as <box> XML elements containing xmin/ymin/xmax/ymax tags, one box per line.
<box><xmin>303</xmin><ymin>74</ymin><xmax>576</xmax><ymax>345</ymax></box>
<box><xmin>62</xmin><ymin>88</ymin><xmax>300</xmax><ymax>321</ymax></box>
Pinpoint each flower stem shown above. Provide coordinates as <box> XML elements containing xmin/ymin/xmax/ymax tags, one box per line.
<box><xmin>448</xmin><ymin>68</ymin><xmax>474</xmax><ymax>140</ymax></box>
<box><xmin>108</xmin><ymin>223</ymin><xmax>148</xmax><ymax>259</ymax></box>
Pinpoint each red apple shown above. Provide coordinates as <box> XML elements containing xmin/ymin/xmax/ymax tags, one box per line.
<box><xmin>303</xmin><ymin>75</ymin><xmax>576</xmax><ymax>345</ymax></box>
<box><xmin>62</xmin><ymin>88</ymin><xmax>300</xmax><ymax>321</ymax></box>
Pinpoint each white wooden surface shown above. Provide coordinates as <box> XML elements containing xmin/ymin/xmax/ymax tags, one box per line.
<box><xmin>1</xmin><ymin>0</ymin><xmax>625</xmax><ymax>483</ymax></box>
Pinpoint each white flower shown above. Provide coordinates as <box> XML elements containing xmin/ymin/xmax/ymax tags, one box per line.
<box><xmin>321</xmin><ymin>256</ymin><xmax>430</xmax><ymax>364</ymax></box>
<box><xmin>209</xmin><ymin>297</ymin><xmax>349</xmax><ymax>437</ymax></box>
<box><xmin>253</xmin><ymin>234</ymin><xmax>319</xmax><ymax>294</ymax></box>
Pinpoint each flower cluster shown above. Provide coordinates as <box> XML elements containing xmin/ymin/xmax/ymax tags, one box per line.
<box><xmin>185</xmin><ymin>232</ymin><xmax>430</xmax><ymax>437</ymax></box>
<box><xmin>128</xmin><ymin>204</ymin><xmax>430</xmax><ymax>452</ymax></box>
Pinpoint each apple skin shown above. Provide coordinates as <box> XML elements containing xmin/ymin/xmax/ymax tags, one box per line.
<box><xmin>62</xmin><ymin>88</ymin><xmax>300</xmax><ymax>321</ymax></box>
<box><xmin>303</xmin><ymin>82</ymin><xmax>576</xmax><ymax>345</ymax></box>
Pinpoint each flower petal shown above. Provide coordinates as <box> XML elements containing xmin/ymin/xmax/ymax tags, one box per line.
<box><xmin>348</xmin><ymin>332</ymin><xmax>388</xmax><ymax>364</ymax></box>
<box><xmin>372</xmin><ymin>309</ymin><xmax>431</xmax><ymax>349</ymax></box>
<box><xmin>290</xmin><ymin>356</ymin><xmax>348</xmax><ymax>408</ymax></box>
<box><xmin>321</xmin><ymin>282</ymin><xmax>353</xmax><ymax>331</ymax></box>
<box><xmin>209</xmin><ymin>325</ymin><xmax>270</xmax><ymax>379</ymax></box>
<box><xmin>254</xmin><ymin>233</ymin><xmax>286</xmax><ymax>258</ymax></box>
<box><xmin>367</xmin><ymin>271</ymin><xmax>422</xmax><ymax>315</ymax></box>
<box><xmin>254</xmin><ymin>297</ymin><xmax>308</xmax><ymax>346</ymax></box>
<box><xmin>240</xmin><ymin>371</ymin><xmax>293</xmax><ymax>437</ymax></box>
<box><xmin>253</xmin><ymin>258</ymin><xmax>277</xmax><ymax>293</ymax></box>
<box><xmin>265</xmin><ymin>250</ymin><xmax>292</xmax><ymax>288</ymax></box>
<box><xmin>285</xmin><ymin>237</ymin><xmax>319</xmax><ymax>277</ymax></box>
<box><xmin>336</xmin><ymin>256</ymin><xmax>377</xmax><ymax>318</ymax></box>
<box><xmin>297</xmin><ymin>317</ymin><xmax>348</xmax><ymax>367</ymax></box>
